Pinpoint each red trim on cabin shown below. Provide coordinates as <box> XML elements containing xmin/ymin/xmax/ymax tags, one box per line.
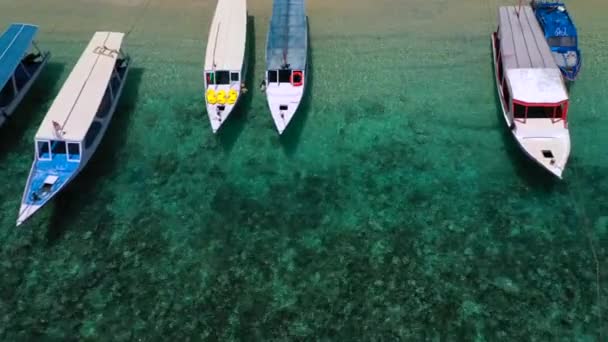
<box><xmin>512</xmin><ymin>100</ymin><xmax>569</xmax><ymax>127</ymax></box>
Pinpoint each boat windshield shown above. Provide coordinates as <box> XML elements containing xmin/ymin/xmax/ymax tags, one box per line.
<box><xmin>547</xmin><ymin>36</ymin><xmax>576</xmax><ymax>48</ymax></box>
<box><xmin>206</xmin><ymin>71</ymin><xmax>230</xmax><ymax>85</ymax></box>
<box><xmin>513</xmin><ymin>102</ymin><xmax>568</xmax><ymax>122</ymax></box>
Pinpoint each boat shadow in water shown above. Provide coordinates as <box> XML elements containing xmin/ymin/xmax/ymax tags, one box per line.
<box><xmin>46</xmin><ymin>67</ymin><xmax>144</xmax><ymax>243</ymax></box>
<box><xmin>491</xmin><ymin>83</ymin><xmax>559</xmax><ymax>190</ymax></box>
<box><xmin>217</xmin><ymin>16</ymin><xmax>256</xmax><ymax>152</ymax></box>
<box><xmin>279</xmin><ymin>17</ymin><xmax>312</xmax><ymax>156</ymax></box>
<box><xmin>0</xmin><ymin>63</ymin><xmax>65</xmax><ymax>161</ymax></box>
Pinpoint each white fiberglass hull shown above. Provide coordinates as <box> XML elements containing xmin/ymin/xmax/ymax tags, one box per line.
<box><xmin>266</xmin><ymin>81</ymin><xmax>305</xmax><ymax>134</ymax></box>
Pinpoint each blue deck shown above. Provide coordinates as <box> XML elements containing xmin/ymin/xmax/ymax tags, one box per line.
<box><xmin>0</xmin><ymin>24</ymin><xmax>39</xmax><ymax>90</ymax></box>
<box><xmin>532</xmin><ymin>1</ymin><xmax>581</xmax><ymax>80</ymax></box>
<box><xmin>23</xmin><ymin>154</ymin><xmax>79</xmax><ymax>206</ymax></box>
<box><xmin>266</xmin><ymin>0</ymin><xmax>307</xmax><ymax>70</ymax></box>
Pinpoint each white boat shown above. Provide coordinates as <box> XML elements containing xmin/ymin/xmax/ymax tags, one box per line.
<box><xmin>0</xmin><ymin>23</ymin><xmax>50</xmax><ymax>127</ymax></box>
<box><xmin>264</xmin><ymin>0</ymin><xmax>308</xmax><ymax>134</ymax></box>
<box><xmin>17</xmin><ymin>31</ymin><xmax>131</xmax><ymax>226</ymax></box>
<box><xmin>492</xmin><ymin>5</ymin><xmax>570</xmax><ymax>178</ymax></box>
<box><xmin>204</xmin><ymin>0</ymin><xmax>248</xmax><ymax>133</ymax></box>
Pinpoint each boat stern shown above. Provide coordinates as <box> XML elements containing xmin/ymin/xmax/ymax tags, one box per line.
<box><xmin>205</xmin><ymin>84</ymin><xmax>241</xmax><ymax>133</ymax></box>
<box><xmin>17</xmin><ymin>160</ymin><xmax>76</xmax><ymax>226</ymax></box>
<box><xmin>266</xmin><ymin>83</ymin><xmax>305</xmax><ymax>134</ymax></box>
<box><xmin>516</xmin><ymin>131</ymin><xmax>571</xmax><ymax>178</ymax></box>
<box><xmin>552</xmin><ymin>50</ymin><xmax>581</xmax><ymax>81</ymax></box>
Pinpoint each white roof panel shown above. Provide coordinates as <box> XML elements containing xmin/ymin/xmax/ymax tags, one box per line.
<box><xmin>204</xmin><ymin>0</ymin><xmax>247</xmax><ymax>71</ymax></box>
<box><xmin>36</xmin><ymin>31</ymin><xmax>124</xmax><ymax>141</ymax></box>
<box><xmin>507</xmin><ymin>68</ymin><xmax>568</xmax><ymax>104</ymax></box>
<box><xmin>498</xmin><ymin>6</ymin><xmax>556</xmax><ymax>70</ymax></box>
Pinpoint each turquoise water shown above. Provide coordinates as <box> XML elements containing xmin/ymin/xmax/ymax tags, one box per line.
<box><xmin>0</xmin><ymin>0</ymin><xmax>606</xmax><ymax>339</ymax></box>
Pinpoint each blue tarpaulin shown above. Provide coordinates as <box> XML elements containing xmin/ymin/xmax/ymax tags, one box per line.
<box><xmin>266</xmin><ymin>0</ymin><xmax>307</xmax><ymax>70</ymax></box>
<box><xmin>0</xmin><ymin>24</ymin><xmax>38</xmax><ymax>90</ymax></box>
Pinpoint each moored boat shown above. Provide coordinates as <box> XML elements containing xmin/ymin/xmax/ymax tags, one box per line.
<box><xmin>531</xmin><ymin>0</ymin><xmax>581</xmax><ymax>81</ymax></box>
<box><xmin>264</xmin><ymin>0</ymin><xmax>308</xmax><ymax>134</ymax></box>
<box><xmin>17</xmin><ymin>31</ymin><xmax>130</xmax><ymax>226</ymax></box>
<box><xmin>491</xmin><ymin>5</ymin><xmax>571</xmax><ymax>178</ymax></box>
<box><xmin>0</xmin><ymin>23</ymin><xmax>50</xmax><ymax>127</ymax></box>
<box><xmin>204</xmin><ymin>0</ymin><xmax>248</xmax><ymax>133</ymax></box>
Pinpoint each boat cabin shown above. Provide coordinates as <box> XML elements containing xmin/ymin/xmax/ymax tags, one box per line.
<box><xmin>205</xmin><ymin>70</ymin><xmax>240</xmax><ymax>87</ymax></box>
<box><xmin>33</xmin><ymin>32</ymin><xmax>128</xmax><ymax>167</ymax></box>
<box><xmin>493</xmin><ymin>6</ymin><xmax>569</xmax><ymax>127</ymax></box>
<box><xmin>266</xmin><ymin>68</ymin><xmax>304</xmax><ymax>87</ymax></box>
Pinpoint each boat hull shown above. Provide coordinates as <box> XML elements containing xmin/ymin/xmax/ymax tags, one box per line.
<box><xmin>17</xmin><ymin>57</ymin><xmax>131</xmax><ymax>226</ymax></box>
<box><xmin>491</xmin><ymin>32</ymin><xmax>570</xmax><ymax>178</ymax></box>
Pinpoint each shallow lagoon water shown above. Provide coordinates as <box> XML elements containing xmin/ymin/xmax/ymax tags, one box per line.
<box><xmin>0</xmin><ymin>0</ymin><xmax>607</xmax><ymax>339</ymax></box>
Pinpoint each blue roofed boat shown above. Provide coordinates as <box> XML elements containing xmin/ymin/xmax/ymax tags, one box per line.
<box><xmin>531</xmin><ymin>1</ymin><xmax>581</xmax><ymax>81</ymax></box>
<box><xmin>0</xmin><ymin>23</ymin><xmax>50</xmax><ymax>127</ymax></box>
<box><xmin>264</xmin><ymin>0</ymin><xmax>308</xmax><ymax>134</ymax></box>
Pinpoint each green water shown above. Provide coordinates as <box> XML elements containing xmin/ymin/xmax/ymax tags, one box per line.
<box><xmin>0</xmin><ymin>0</ymin><xmax>606</xmax><ymax>340</ymax></box>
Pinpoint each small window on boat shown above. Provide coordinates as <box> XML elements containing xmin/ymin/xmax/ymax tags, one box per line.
<box><xmin>67</xmin><ymin>143</ymin><xmax>81</xmax><ymax>162</ymax></box>
<box><xmin>230</xmin><ymin>72</ymin><xmax>239</xmax><ymax>82</ymax></box>
<box><xmin>527</xmin><ymin>106</ymin><xmax>554</xmax><ymax>119</ymax></box>
<box><xmin>514</xmin><ymin>104</ymin><xmax>526</xmax><ymax>118</ymax></box>
<box><xmin>497</xmin><ymin>55</ymin><xmax>504</xmax><ymax>83</ymax></box>
<box><xmin>37</xmin><ymin>140</ymin><xmax>51</xmax><ymax>160</ymax></box>
<box><xmin>215</xmin><ymin>71</ymin><xmax>230</xmax><ymax>85</ymax></box>
<box><xmin>278</xmin><ymin>70</ymin><xmax>291</xmax><ymax>83</ymax></box>
<box><xmin>542</xmin><ymin>150</ymin><xmax>554</xmax><ymax>159</ymax></box>
<box><xmin>503</xmin><ymin>83</ymin><xmax>511</xmax><ymax>111</ymax></box>
<box><xmin>51</xmin><ymin>140</ymin><xmax>67</xmax><ymax>155</ymax></box>
<box><xmin>206</xmin><ymin>72</ymin><xmax>215</xmax><ymax>85</ymax></box>
<box><xmin>268</xmin><ymin>70</ymin><xmax>278</xmax><ymax>83</ymax></box>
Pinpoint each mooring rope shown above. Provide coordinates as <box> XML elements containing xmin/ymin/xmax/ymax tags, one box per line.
<box><xmin>125</xmin><ymin>0</ymin><xmax>153</xmax><ymax>38</ymax></box>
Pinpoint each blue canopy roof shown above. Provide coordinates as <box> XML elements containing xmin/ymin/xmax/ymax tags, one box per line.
<box><xmin>0</xmin><ymin>23</ymin><xmax>39</xmax><ymax>90</ymax></box>
<box><xmin>535</xmin><ymin>3</ymin><xmax>578</xmax><ymax>38</ymax></box>
<box><xmin>266</xmin><ymin>0</ymin><xmax>307</xmax><ymax>70</ymax></box>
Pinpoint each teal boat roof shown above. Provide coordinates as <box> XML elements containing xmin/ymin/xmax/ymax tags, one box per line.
<box><xmin>266</xmin><ymin>0</ymin><xmax>307</xmax><ymax>70</ymax></box>
<box><xmin>0</xmin><ymin>23</ymin><xmax>38</xmax><ymax>90</ymax></box>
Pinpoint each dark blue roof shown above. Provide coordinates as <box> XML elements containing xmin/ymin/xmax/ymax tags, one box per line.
<box><xmin>266</xmin><ymin>0</ymin><xmax>307</xmax><ymax>70</ymax></box>
<box><xmin>534</xmin><ymin>2</ymin><xmax>577</xmax><ymax>38</ymax></box>
<box><xmin>0</xmin><ymin>23</ymin><xmax>38</xmax><ymax>90</ymax></box>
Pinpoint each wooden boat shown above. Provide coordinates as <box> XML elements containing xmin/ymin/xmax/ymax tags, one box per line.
<box><xmin>204</xmin><ymin>0</ymin><xmax>248</xmax><ymax>133</ymax></box>
<box><xmin>17</xmin><ymin>32</ymin><xmax>130</xmax><ymax>226</ymax></box>
<box><xmin>0</xmin><ymin>23</ymin><xmax>50</xmax><ymax>127</ymax></box>
<box><xmin>264</xmin><ymin>0</ymin><xmax>308</xmax><ymax>134</ymax></box>
<box><xmin>531</xmin><ymin>1</ymin><xmax>581</xmax><ymax>81</ymax></box>
<box><xmin>491</xmin><ymin>6</ymin><xmax>570</xmax><ymax>178</ymax></box>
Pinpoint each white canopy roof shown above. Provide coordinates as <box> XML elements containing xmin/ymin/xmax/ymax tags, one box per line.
<box><xmin>204</xmin><ymin>0</ymin><xmax>247</xmax><ymax>71</ymax></box>
<box><xmin>507</xmin><ymin>68</ymin><xmax>568</xmax><ymax>104</ymax></box>
<box><xmin>35</xmin><ymin>31</ymin><xmax>124</xmax><ymax>141</ymax></box>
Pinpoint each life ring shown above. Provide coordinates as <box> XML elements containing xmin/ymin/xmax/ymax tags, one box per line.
<box><xmin>227</xmin><ymin>89</ymin><xmax>238</xmax><ymax>104</ymax></box>
<box><xmin>206</xmin><ymin>89</ymin><xmax>217</xmax><ymax>104</ymax></box>
<box><xmin>216</xmin><ymin>90</ymin><xmax>227</xmax><ymax>104</ymax></box>
<box><xmin>291</xmin><ymin>70</ymin><xmax>303</xmax><ymax>87</ymax></box>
